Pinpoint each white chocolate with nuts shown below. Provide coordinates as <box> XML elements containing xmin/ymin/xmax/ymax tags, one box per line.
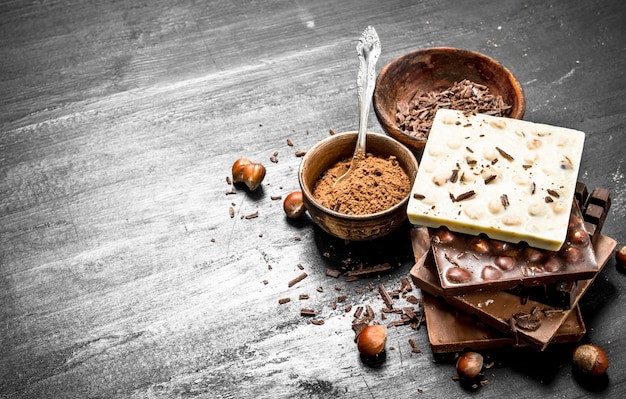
<box><xmin>407</xmin><ymin>109</ymin><xmax>585</xmax><ymax>251</ymax></box>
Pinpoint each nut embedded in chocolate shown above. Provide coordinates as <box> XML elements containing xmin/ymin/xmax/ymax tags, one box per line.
<box><xmin>481</xmin><ymin>265</ymin><xmax>502</xmax><ymax>281</ymax></box>
<box><xmin>446</xmin><ymin>266</ymin><xmax>472</xmax><ymax>284</ymax></box>
<box><xmin>494</xmin><ymin>255</ymin><xmax>516</xmax><ymax>271</ymax></box>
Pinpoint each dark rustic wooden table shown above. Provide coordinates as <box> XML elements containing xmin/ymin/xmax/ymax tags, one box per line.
<box><xmin>1</xmin><ymin>1</ymin><xmax>625</xmax><ymax>398</ymax></box>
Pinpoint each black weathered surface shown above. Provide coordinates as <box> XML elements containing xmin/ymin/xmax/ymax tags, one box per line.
<box><xmin>1</xmin><ymin>1</ymin><xmax>625</xmax><ymax>398</ymax></box>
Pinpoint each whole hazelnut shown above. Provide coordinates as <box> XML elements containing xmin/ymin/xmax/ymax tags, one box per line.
<box><xmin>572</xmin><ymin>344</ymin><xmax>609</xmax><ymax>376</ymax></box>
<box><xmin>232</xmin><ymin>158</ymin><xmax>252</xmax><ymax>182</ymax></box>
<box><xmin>456</xmin><ymin>351</ymin><xmax>484</xmax><ymax>379</ymax></box>
<box><xmin>241</xmin><ymin>163</ymin><xmax>266</xmax><ymax>191</ymax></box>
<box><xmin>616</xmin><ymin>245</ymin><xmax>626</xmax><ymax>272</ymax></box>
<box><xmin>357</xmin><ymin>324</ymin><xmax>387</xmax><ymax>357</ymax></box>
<box><xmin>283</xmin><ymin>191</ymin><xmax>306</xmax><ymax>218</ymax></box>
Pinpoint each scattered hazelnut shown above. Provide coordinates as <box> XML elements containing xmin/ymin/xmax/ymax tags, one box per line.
<box><xmin>232</xmin><ymin>158</ymin><xmax>266</xmax><ymax>191</ymax></box>
<box><xmin>232</xmin><ymin>158</ymin><xmax>252</xmax><ymax>182</ymax></box>
<box><xmin>357</xmin><ymin>324</ymin><xmax>387</xmax><ymax>357</ymax></box>
<box><xmin>616</xmin><ymin>245</ymin><xmax>626</xmax><ymax>271</ymax></box>
<box><xmin>572</xmin><ymin>344</ymin><xmax>609</xmax><ymax>376</ymax></box>
<box><xmin>456</xmin><ymin>351</ymin><xmax>484</xmax><ymax>379</ymax></box>
<box><xmin>241</xmin><ymin>163</ymin><xmax>266</xmax><ymax>191</ymax></box>
<box><xmin>283</xmin><ymin>191</ymin><xmax>306</xmax><ymax>218</ymax></box>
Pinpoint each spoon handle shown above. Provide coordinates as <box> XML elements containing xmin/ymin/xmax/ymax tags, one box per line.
<box><xmin>354</xmin><ymin>26</ymin><xmax>381</xmax><ymax>160</ymax></box>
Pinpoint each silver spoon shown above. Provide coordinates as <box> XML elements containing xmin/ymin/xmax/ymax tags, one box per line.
<box><xmin>334</xmin><ymin>26</ymin><xmax>381</xmax><ymax>187</ymax></box>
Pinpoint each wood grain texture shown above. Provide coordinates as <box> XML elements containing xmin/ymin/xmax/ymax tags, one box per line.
<box><xmin>1</xmin><ymin>0</ymin><xmax>625</xmax><ymax>398</ymax></box>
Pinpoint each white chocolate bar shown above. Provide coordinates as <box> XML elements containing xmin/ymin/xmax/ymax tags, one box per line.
<box><xmin>407</xmin><ymin>109</ymin><xmax>585</xmax><ymax>251</ymax></box>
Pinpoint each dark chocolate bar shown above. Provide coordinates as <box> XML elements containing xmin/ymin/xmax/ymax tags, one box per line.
<box><xmin>410</xmin><ymin>226</ymin><xmax>616</xmax><ymax>350</ymax></box>
<box><xmin>430</xmin><ymin>201</ymin><xmax>598</xmax><ymax>296</ymax></box>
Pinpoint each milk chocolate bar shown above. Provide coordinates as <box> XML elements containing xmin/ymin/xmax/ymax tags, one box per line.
<box><xmin>422</xmin><ymin>292</ymin><xmax>586</xmax><ymax>358</ymax></box>
<box><xmin>407</xmin><ymin>109</ymin><xmax>585</xmax><ymax>251</ymax></box>
<box><xmin>410</xmin><ymin>226</ymin><xmax>617</xmax><ymax>350</ymax></box>
<box><xmin>430</xmin><ymin>201</ymin><xmax>597</xmax><ymax>296</ymax></box>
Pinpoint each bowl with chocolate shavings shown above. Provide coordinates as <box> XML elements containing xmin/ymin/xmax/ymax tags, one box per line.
<box><xmin>373</xmin><ymin>47</ymin><xmax>526</xmax><ymax>155</ymax></box>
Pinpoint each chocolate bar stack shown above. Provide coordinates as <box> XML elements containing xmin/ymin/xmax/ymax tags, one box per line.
<box><xmin>409</xmin><ymin>184</ymin><xmax>615</xmax><ymax>359</ymax></box>
<box><xmin>403</xmin><ymin>110</ymin><xmax>617</xmax><ymax>360</ymax></box>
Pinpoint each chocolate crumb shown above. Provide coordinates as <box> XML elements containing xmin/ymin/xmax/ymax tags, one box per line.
<box><xmin>295</xmin><ymin>150</ymin><xmax>306</xmax><ymax>157</ymax></box>
<box><xmin>409</xmin><ymin>338</ymin><xmax>421</xmax><ymax>353</ymax></box>
<box><xmin>345</xmin><ymin>263</ymin><xmax>392</xmax><ymax>277</ymax></box>
<box><xmin>288</xmin><ymin>272</ymin><xmax>308</xmax><ymax>287</ymax></box>
<box><xmin>300</xmin><ymin>308</ymin><xmax>316</xmax><ymax>317</ymax></box>
<box><xmin>244</xmin><ymin>211</ymin><xmax>259</xmax><ymax>219</ymax></box>
<box><xmin>326</xmin><ymin>268</ymin><xmax>342</xmax><ymax>278</ymax></box>
<box><xmin>495</xmin><ymin>146</ymin><xmax>514</xmax><ymax>161</ymax></box>
<box><xmin>379</xmin><ymin>284</ymin><xmax>394</xmax><ymax>309</ymax></box>
<box><xmin>311</xmin><ymin>319</ymin><xmax>325</xmax><ymax>325</ymax></box>
<box><xmin>278</xmin><ymin>297</ymin><xmax>291</xmax><ymax>305</ymax></box>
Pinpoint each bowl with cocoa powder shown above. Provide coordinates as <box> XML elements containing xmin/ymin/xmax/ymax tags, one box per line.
<box><xmin>298</xmin><ymin>131</ymin><xmax>418</xmax><ymax>241</ymax></box>
<box><xmin>373</xmin><ymin>47</ymin><xmax>526</xmax><ymax>155</ymax></box>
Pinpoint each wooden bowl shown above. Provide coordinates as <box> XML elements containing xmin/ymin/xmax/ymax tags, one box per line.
<box><xmin>298</xmin><ymin>132</ymin><xmax>418</xmax><ymax>241</ymax></box>
<box><xmin>373</xmin><ymin>47</ymin><xmax>526</xmax><ymax>155</ymax></box>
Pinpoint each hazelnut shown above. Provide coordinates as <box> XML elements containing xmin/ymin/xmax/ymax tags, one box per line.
<box><xmin>572</xmin><ymin>344</ymin><xmax>609</xmax><ymax>376</ymax></box>
<box><xmin>232</xmin><ymin>158</ymin><xmax>252</xmax><ymax>182</ymax></box>
<box><xmin>561</xmin><ymin>246</ymin><xmax>582</xmax><ymax>263</ymax></box>
<box><xmin>242</xmin><ymin>163</ymin><xmax>266</xmax><ymax>191</ymax></box>
<box><xmin>569</xmin><ymin>227</ymin><xmax>590</xmax><ymax>247</ymax></box>
<box><xmin>456</xmin><ymin>351</ymin><xmax>484</xmax><ymax>379</ymax></box>
<box><xmin>616</xmin><ymin>245</ymin><xmax>626</xmax><ymax>272</ymax></box>
<box><xmin>231</xmin><ymin>159</ymin><xmax>266</xmax><ymax>191</ymax></box>
<box><xmin>481</xmin><ymin>265</ymin><xmax>502</xmax><ymax>281</ymax></box>
<box><xmin>471</xmin><ymin>238</ymin><xmax>491</xmax><ymax>253</ymax></box>
<box><xmin>445</xmin><ymin>266</ymin><xmax>472</xmax><ymax>284</ymax></box>
<box><xmin>494</xmin><ymin>256</ymin><xmax>516</xmax><ymax>271</ymax></box>
<box><xmin>357</xmin><ymin>324</ymin><xmax>387</xmax><ymax>357</ymax></box>
<box><xmin>283</xmin><ymin>191</ymin><xmax>306</xmax><ymax>218</ymax></box>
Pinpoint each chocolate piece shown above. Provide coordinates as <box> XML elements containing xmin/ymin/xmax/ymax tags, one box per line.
<box><xmin>326</xmin><ymin>268</ymin><xmax>341</xmax><ymax>278</ymax></box>
<box><xmin>410</xmin><ymin>226</ymin><xmax>616</xmax><ymax>350</ymax></box>
<box><xmin>379</xmin><ymin>284</ymin><xmax>394</xmax><ymax>309</ymax></box>
<box><xmin>409</xmin><ymin>338</ymin><xmax>421</xmax><ymax>354</ymax></box>
<box><xmin>430</xmin><ymin>202</ymin><xmax>598</xmax><ymax>296</ymax></box>
<box><xmin>588</xmin><ymin>187</ymin><xmax>611</xmax><ymax>212</ymax></box>
<box><xmin>582</xmin><ymin>187</ymin><xmax>612</xmax><ymax>245</ymax></box>
<box><xmin>422</xmin><ymin>293</ymin><xmax>586</xmax><ymax>358</ymax></box>
<box><xmin>584</xmin><ymin>204</ymin><xmax>604</xmax><ymax>225</ymax></box>
<box><xmin>345</xmin><ymin>263</ymin><xmax>392</xmax><ymax>277</ymax></box>
<box><xmin>288</xmin><ymin>273</ymin><xmax>308</xmax><ymax>287</ymax></box>
<box><xmin>300</xmin><ymin>308</ymin><xmax>316</xmax><ymax>317</ymax></box>
<box><xmin>575</xmin><ymin>182</ymin><xmax>588</xmax><ymax>212</ymax></box>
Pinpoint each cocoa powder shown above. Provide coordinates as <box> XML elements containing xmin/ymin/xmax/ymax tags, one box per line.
<box><xmin>312</xmin><ymin>154</ymin><xmax>410</xmax><ymax>215</ymax></box>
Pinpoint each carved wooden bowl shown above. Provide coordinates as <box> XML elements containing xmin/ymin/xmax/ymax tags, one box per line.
<box><xmin>373</xmin><ymin>47</ymin><xmax>526</xmax><ymax>156</ymax></box>
<box><xmin>298</xmin><ymin>131</ymin><xmax>418</xmax><ymax>241</ymax></box>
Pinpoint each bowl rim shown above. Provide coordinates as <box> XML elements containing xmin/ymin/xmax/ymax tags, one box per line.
<box><xmin>298</xmin><ymin>131</ymin><xmax>418</xmax><ymax>220</ymax></box>
<box><xmin>373</xmin><ymin>46</ymin><xmax>526</xmax><ymax>144</ymax></box>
